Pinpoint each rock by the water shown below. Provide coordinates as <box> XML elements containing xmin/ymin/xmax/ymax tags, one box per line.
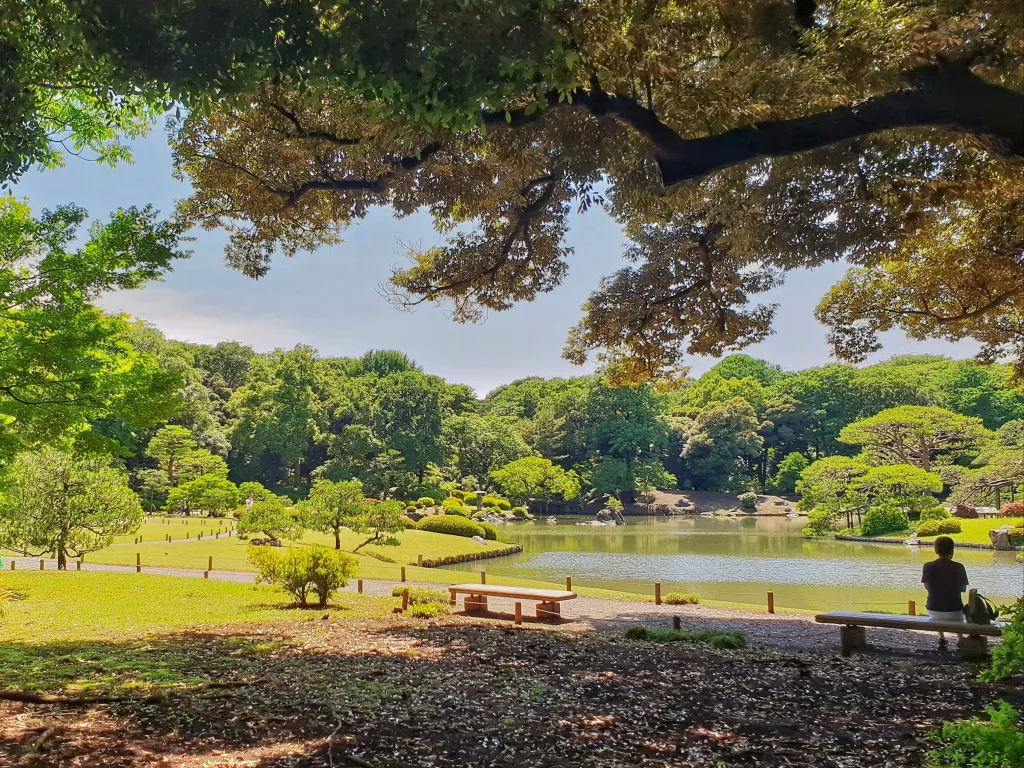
<box><xmin>470</xmin><ymin>535</ymin><xmax>487</xmax><ymax>545</ymax></box>
<box><xmin>595</xmin><ymin>508</ymin><xmax>626</xmax><ymax>525</ymax></box>
<box><xmin>990</xmin><ymin>525</ymin><xmax>1015</xmax><ymax>550</ymax></box>
<box><xmin>576</xmin><ymin>520</ymin><xmax>612</xmax><ymax>526</ymax></box>
<box><xmin>479</xmin><ymin>513</ymin><xmax>506</xmax><ymax>525</ymax></box>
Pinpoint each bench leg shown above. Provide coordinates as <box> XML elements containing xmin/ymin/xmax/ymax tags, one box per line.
<box><xmin>464</xmin><ymin>594</ymin><xmax>488</xmax><ymax>614</ymax></box>
<box><xmin>840</xmin><ymin>625</ymin><xmax>866</xmax><ymax>656</ymax></box>
<box><xmin>958</xmin><ymin>634</ymin><xmax>988</xmax><ymax>659</ymax></box>
<box><xmin>536</xmin><ymin>601</ymin><xmax>561</xmax><ymax>621</ymax></box>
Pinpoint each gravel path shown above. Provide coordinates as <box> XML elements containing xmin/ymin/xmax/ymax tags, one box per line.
<box><xmin>5</xmin><ymin>555</ymin><xmax>981</xmax><ymax>657</ymax></box>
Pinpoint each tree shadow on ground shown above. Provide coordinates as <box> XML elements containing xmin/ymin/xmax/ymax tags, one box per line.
<box><xmin>0</xmin><ymin>614</ymin><xmax>1007</xmax><ymax>767</ymax></box>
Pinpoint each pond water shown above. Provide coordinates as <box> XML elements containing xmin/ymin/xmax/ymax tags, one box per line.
<box><xmin>447</xmin><ymin>516</ymin><xmax>1024</xmax><ymax>611</ymax></box>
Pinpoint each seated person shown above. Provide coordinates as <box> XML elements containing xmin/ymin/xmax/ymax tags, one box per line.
<box><xmin>921</xmin><ymin>535</ymin><xmax>969</xmax><ymax>648</ymax></box>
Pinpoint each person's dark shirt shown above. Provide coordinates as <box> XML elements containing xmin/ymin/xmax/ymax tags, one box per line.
<box><xmin>921</xmin><ymin>558</ymin><xmax>969</xmax><ymax>612</ymax></box>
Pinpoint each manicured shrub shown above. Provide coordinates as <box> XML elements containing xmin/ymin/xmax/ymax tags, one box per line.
<box><xmin>417</xmin><ymin>497</ymin><xmax>437</xmax><ymax>508</ymax></box>
<box><xmin>405</xmin><ymin>505</ymin><xmax>417</xmax><ymax>514</ymax></box>
<box><xmin>417</xmin><ymin>515</ymin><xmax>485</xmax><ymax>538</ymax></box>
<box><xmin>461</xmin><ymin>490</ymin><xmax>479</xmax><ymax>504</ymax></box>
<box><xmin>663</xmin><ymin>592</ymin><xmax>701</xmax><ymax>605</ymax></box>
<box><xmin>738</xmin><ymin>491</ymin><xmax>758</xmax><ymax>510</ymax></box>
<box><xmin>624</xmin><ymin>626</ymin><xmax>746</xmax><ymax>649</ymax></box>
<box><xmin>414</xmin><ymin>500</ymin><xmax>424</xmax><ymax>509</ymax></box>
<box><xmin>860</xmin><ymin>503</ymin><xmax>910</xmax><ymax>537</ymax></box>
<box><xmin>441</xmin><ymin>497</ymin><xmax>467</xmax><ymax>515</ymax></box>
<box><xmin>478</xmin><ymin>522</ymin><xmax>498</xmax><ymax>540</ymax></box>
<box><xmin>802</xmin><ymin>506</ymin><xmax>839</xmax><ymax>537</ymax></box>
<box><xmin>1000</xmin><ymin>502</ymin><xmax>1024</xmax><ymax>518</ymax></box>
<box><xmin>982</xmin><ymin>599</ymin><xmax>1023</xmax><ymax>682</ymax></box>
<box><xmin>248</xmin><ymin>545</ymin><xmax>356</xmax><ymax>607</ymax></box>
<box><xmin>481</xmin><ymin>494</ymin><xmax>505</xmax><ymax>509</ymax></box>
<box><xmin>915</xmin><ymin>518</ymin><xmax>963</xmax><ymax>537</ymax></box>
<box><xmin>919</xmin><ymin>504</ymin><xmax>951</xmax><ymax>523</ymax></box>
<box><xmin>408</xmin><ymin>602</ymin><xmax>450</xmax><ymax>618</ymax></box>
<box><xmin>1008</xmin><ymin>527</ymin><xmax>1024</xmax><ymax>546</ymax></box>
<box><xmin>399</xmin><ymin>515</ymin><xmax>418</xmax><ymax>529</ymax></box>
<box><xmin>410</xmin><ymin>486</ymin><xmax>446</xmax><ymax>504</ymax></box>
<box><xmin>511</xmin><ymin>506</ymin><xmax>530</xmax><ymax>519</ymax></box>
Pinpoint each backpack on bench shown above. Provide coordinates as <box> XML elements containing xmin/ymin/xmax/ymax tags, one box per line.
<box><xmin>963</xmin><ymin>592</ymin><xmax>999</xmax><ymax>625</ymax></box>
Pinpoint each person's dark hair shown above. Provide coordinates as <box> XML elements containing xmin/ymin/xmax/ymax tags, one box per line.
<box><xmin>934</xmin><ymin>535</ymin><xmax>955</xmax><ymax>557</ymax></box>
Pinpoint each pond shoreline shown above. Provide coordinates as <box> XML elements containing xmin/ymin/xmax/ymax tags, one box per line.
<box><xmin>835</xmin><ymin>533</ymin><xmax>1022</xmax><ymax>552</ymax></box>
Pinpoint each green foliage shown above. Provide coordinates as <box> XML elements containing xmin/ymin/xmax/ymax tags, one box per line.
<box><xmin>860</xmin><ymin>503</ymin><xmax>911</xmax><ymax>537</ymax></box>
<box><xmin>239</xmin><ymin>481</ymin><xmax>275</xmax><ymax>503</ymax></box>
<box><xmin>481</xmin><ymin>494</ymin><xmax>510</xmax><ymax>510</ymax></box>
<box><xmin>1009</xmin><ymin>527</ymin><xmax>1024</xmax><ymax>546</ymax></box>
<box><xmin>981</xmin><ymin>600</ymin><xmax>1023</xmax><ymax>682</ymax></box>
<box><xmin>405</xmin><ymin>505</ymin><xmax>417</xmax><ymax>514</ymax></box>
<box><xmin>165</xmin><ymin>474</ymin><xmax>239</xmax><ymax>516</ymax></box>
<box><xmin>0</xmin><ymin>199</ymin><xmax>184</xmax><ymax>461</ymax></box>
<box><xmin>391</xmin><ymin>586</ymin><xmax>450</xmax><ymax>606</ymax></box>
<box><xmin>398</xmin><ymin>515</ymin><xmax>418</xmax><ymax>529</ymax></box>
<box><xmin>738</xmin><ymin>491</ymin><xmax>758</xmax><ymax>509</ymax></box>
<box><xmin>511</xmin><ymin>506</ymin><xmax>530</xmax><ymax>518</ymax></box>
<box><xmin>662</xmin><ymin>592</ymin><xmax>701</xmax><ymax>605</ymax></box>
<box><xmin>927</xmin><ymin>701</ymin><xmax>1024</xmax><ymax>768</ymax></box>
<box><xmin>919</xmin><ymin>505</ymin><xmax>952</xmax><ymax>523</ymax></box>
<box><xmin>0</xmin><ymin>447</ymin><xmax>143</xmax><ymax>568</ymax></box>
<box><xmin>417</xmin><ymin>497</ymin><xmax>437</xmax><ymax>507</ymax></box>
<box><xmin>303</xmin><ymin>478</ymin><xmax>365</xmax><ymax>549</ymax></box>
<box><xmin>802</xmin><ymin>505</ymin><xmax>841</xmax><ymax>537</ymax></box>
<box><xmin>441</xmin><ymin>497</ymin><xmax>466</xmax><ymax>514</ymax></box>
<box><xmin>347</xmin><ymin>499</ymin><xmax>407</xmax><ymax>552</ymax></box>
<box><xmin>623</xmin><ymin>626</ymin><xmax>746</xmax><ymax>649</ymax></box>
<box><xmin>417</xmin><ymin>515</ymin><xmax>485</xmax><ymax>538</ymax></box>
<box><xmin>839</xmin><ymin>406</ymin><xmax>986</xmax><ymax>471</ymax></box>
<box><xmin>490</xmin><ymin>456</ymin><xmax>580</xmax><ymax>505</ymax></box>
<box><xmin>134</xmin><ymin>468</ymin><xmax>171</xmax><ymax>512</ymax></box>
<box><xmin>408</xmin><ymin>602</ymin><xmax>450</xmax><ymax>618</ymax></box>
<box><xmin>679</xmin><ymin>397</ymin><xmax>763</xmax><ymax>491</ymax></box>
<box><xmin>237</xmin><ymin>497</ymin><xmax>303</xmax><ymax>542</ymax></box>
<box><xmin>772</xmin><ymin>452</ymin><xmax>809</xmax><ymax>495</ymax></box>
<box><xmin>915</xmin><ymin>518</ymin><xmax>963</xmax><ymax>536</ymax></box>
<box><xmin>478</xmin><ymin>522</ymin><xmax>498</xmax><ymax>541</ymax></box>
<box><xmin>248</xmin><ymin>545</ymin><xmax>356</xmax><ymax>607</ymax></box>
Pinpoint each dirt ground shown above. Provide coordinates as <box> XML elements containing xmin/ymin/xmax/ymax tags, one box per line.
<box><xmin>620</xmin><ymin>489</ymin><xmax>799</xmax><ymax>516</ymax></box>
<box><xmin>3</xmin><ymin>607</ymin><xmax>1017</xmax><ymax>768</ymax></box>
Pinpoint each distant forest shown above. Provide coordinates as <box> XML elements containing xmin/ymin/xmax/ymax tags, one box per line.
<box><xmin>112</xmin><ymin>327</ymin><xmax>1024</xmax><ymax>508</ymax></box>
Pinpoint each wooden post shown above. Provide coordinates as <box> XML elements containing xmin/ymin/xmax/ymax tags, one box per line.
<box><xmin>39</xmin><ymin>559</ymin><xmax>44</xmax><ymax>571</ymax></box>
<box><xmin>654</xmin><ymin>582</ymin><xmax>661</xmax><ymax>605</ymax></box>
<box><xmin>908</xmin><ymin>600</ymin><xmax>916</xmax><ymax>616</ymax></box>
<box><xmin>357</xmin><ymin>579</ymin><xmax>363</xmax><ymax>594</ymax></box>
<box><xmin>215</xmin><ymin>532</ymin><xmax>219</xmax><ymax>539</ymax></box>
<box><xmin>673</xmin><ymin>616</ymin><xmax>681</xmax><ymax>631</ymax></box>
<box><xmin>76</xmin><ymin>560</ymin><xmax>82</xmax><ymax>572</ymax></box>
<box><xmin>10</xmin><ymin>559</ymin><xmax>14</xmax><ymax>571</ymax></box>
<box><xmin>514</xmin><ymin>602</ymin><xmax>523</xmax><ymax>625</ymax></box>
<box><xmin>138</xmin><ymin>535</ymin><xmax>142</xmax><ymax>543</ymax></box>
<box><xmin>402</xmin><ymin>589</ymin><xmax>410</xmax><ymax>611</ymax></box>
<box><xmin>208</xmin><ymin>555</ymin><xmax>213</xmax><ymax>572</ymax></box>
<box><xmin>565</xmin><ymin>576</ymin><xmax>572</xmax><ymax>591</ymax></box>
<box><xmin>767</xmin><ymin>591</ymin><xmax>775</xmax><ymax>614</ymax></box>
<box><xmin>204</xmin><ymin>570</ymin><xmax>209</xmax><ymax>579</ymax></box>
<box><xmin>480</xmin><ymin>570</ymin><xmax>486</xmax><ymax>584</ymax></box>
<box><xmin>136</xmin><ymin>552</ymin><xmax>141</xmax><ymax>573</ymax></box>
<box><xmin>418</xmin><ymin>553</ymin><xmax>423</xmax><ymax>566</ymax></box>
<box><xmin>400</xmin><ymin>566</ymin><xmax>406</xmax><ymax>583</ymax></box>
<box><xmin>186</xmin><ymin>532</ymin><xmax>189</xmax><ymax>540</ymax></box>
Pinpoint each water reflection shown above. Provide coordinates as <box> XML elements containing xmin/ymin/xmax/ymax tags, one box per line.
<box><xmin>446</xmin><ymin>516</ymin><xmax>1024</xmax><ymax>610</ymax></box>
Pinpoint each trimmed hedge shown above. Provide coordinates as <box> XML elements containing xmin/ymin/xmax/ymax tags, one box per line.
<box><xmin>441</xmin><ymin>497</ymin><xmax>468</xmax><ymax>515</ymax></box>
<box><xmin>1009</xmin><ymin>526</ymin><xmax>1024</xmax><ymax>546</ymax></box>
<box><xmin>418</xmin><ymin>514</ymin><xmax>484</xmax><ymax>538</ymax></box>
<box><xmin>919</xmin><ymin>505</ymin><xmax>951</xmax><ymax>523</ymax></box>
<box><xmin>418</xmin><ymin>543</ymin><xmax>523</xmax><ymax>568</ymax></box>
<box><xmin>417</xmin><ymin>497</ymin><xmax>437</xmax><ymax>508</ymax></box>
<box><xmin>482</xmin><ymin>494</ymin><xmax>511</xmax><ymax>510</ymax></box>
<box><xmin>1000</xmin><ymin>502</ymin><xmax>1024</xmax><ymax>518</ymax></box>
<box><xmin>399</xmin><ymin>515</ymin><xmax>419</xmax><ymax>529</ymax></box>
<box><xmin>511</xmin><ymin>506</ymin><xmax>530</xmax><ymax>519</ymax></box>
<box><xmin>861</xmin><ymin>504</ymin><xmax>910</xmax><ymax>537</ymax></box>
<box><xmin>916</xmin><ymin>518</ymin><xmax>963</xmax><ymax>537</ymax></box>
<box><xmin>478</xmin><ymin>521</ymin><xmax>498</xmax><ymax>541</ymax></box>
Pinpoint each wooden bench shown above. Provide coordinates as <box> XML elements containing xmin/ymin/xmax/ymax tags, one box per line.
<box><xmin>449</xmin><ymin>584</ymin><xmax>577</xmax><ymax>621</ymax></box>
<box><xmin>815</xmin><ymin>611</ymin><xmax>1002</xmax><ymax>657</ymax></box>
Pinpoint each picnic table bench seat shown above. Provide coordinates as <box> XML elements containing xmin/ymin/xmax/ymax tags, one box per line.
<box><xmin>448</xmin><ymin>583</ymin><xmax>577</xmax><ymax>620</ymax></box>
<box><xmin>815</xmin><ymin>611</ymin><xmax>1002</xmax><ymax>657</ymax></box>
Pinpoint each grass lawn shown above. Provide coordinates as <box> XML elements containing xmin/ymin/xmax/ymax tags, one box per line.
<box><xmin>912</xmin><ymin>516</ymin><xmax>1023</xmax><ymax>546</ymax></box>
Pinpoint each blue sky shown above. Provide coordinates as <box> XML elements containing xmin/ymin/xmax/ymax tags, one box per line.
<box><xmin>13</xmin><ymin>131</ymin><xmax>979</xmax><ymax>395</ymax></box>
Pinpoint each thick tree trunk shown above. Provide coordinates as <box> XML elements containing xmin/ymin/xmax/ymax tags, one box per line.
<box><xmin>294</xmin><ymin>458</ymin><xmax>301</xmax><ymax>485</ymax></box>
<box><xmin>334</xmin><ymin>530</ymin><xmax>341</xmax><ymax>550</ymax></box>
<box><xmin>56</xmin><ymin>543</ymin><xmax>67</xmax><ymax>571</ymax></box>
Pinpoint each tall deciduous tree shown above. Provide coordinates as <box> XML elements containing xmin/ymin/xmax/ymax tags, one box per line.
<box><xmin>490</xmin><ymin>456</ymin><xmax>580</xmax><ymax>508</ymax></box>
<box><xmin>0</xmin><ymin>199</ymin><xmax>184</xmax><ymax>461</ymax></box>
<box><xmin>838</xmin><ymin>405</ymin><xmax>986</xmax><ymax>471</ymax></box>
<box><xmin>447</xmin><ymin>413</ymin><xmax>533</xmax><ymax>482</ymax></box>
<box><xmin>145</xmin><ymin>425</ymin><xmax>197</xmax><ymax>484</ymax></box>
<box><xmin>680</xmin><ymin>397</ymin><xmax>763</xmax><ymax>491</ymax></box>
<box><xmin>0</xmin><ymin>448</ymin><xmax>143</xmax><ymax>569</ymax></box>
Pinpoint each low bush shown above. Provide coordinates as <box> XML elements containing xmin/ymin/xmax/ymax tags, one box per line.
<box><xmin>417</xmin><ymin>515</ymin><xmax>485</xmax><ymax>538</ymax></box>
<box><xmin>441</xmin><ymin>496</ymin><xmax>466</xmax><ymax>514</ymax></box>
<box><xmin>916</xmin><ymin>518</ymin><xmax>963</xmax><ymax>537</ymax></box>
<box><xmin>1009</xmin><ymin>527</ymin><xmax>1024</xmax><ymax>546</ymax></box>
<box><xmin>1000</xmin><ymin>502</ymin><xmax>1024</xmax><ymax>518</ymax></box>
<box><xmin>414</xmin><ymin>500</ymin><xmax>425</xmax><ymax>509</ymax></box>
<box><xmin>919</xmin><ymin>505</ymin><xmax>952</xmax><ymax>523</ymax></box>
<box><xmin>663</xmin><ymin>592</ymin><xmax>701</xmax><ymax>605</ymax></box>
<box><xmin>461</xmin><ymin>490</ymin><xmax>479</xmax><ymax>504</ymax></box>
<box><xmin>248</xmin><ymin>545</ymin><xmax>356</xmax><ymax>607</ymax></box>
<box><xmin>417</xmin><ymin>497</ymin><xmax>437</xmax><ymax>508</ymax></box>
<box><xmin>927</xmin><ymin>701</ymin><xmax>1024</xmax><ymax>767</ymax></box>
<box><xmin>982</xmin><ymin>598</ymin><xmax>1022</xmax><ymax>682</ymax></box>
<box><xmin>391</xmin><ymin>586</ymin><xmax>450</xmax><ymax>606</ymax></box>
<box><xmin>482</xmin><ymin>494</ymin><xmax>509</xmax><ymax>509</ymax></box>
<box><xmin>511</xmin><ymin>506</ymin><xmax>530</xmax><ymax>518</ymax></box>
<box><xmin>408</xmin><ymin>602</ymin><xmax>450</xmax><ymax>618</ymax></box>
<box><xmin>478</xmin><ymin>521</ymin><xmax>498</xmax><ymax>540</ymax></box>
<box><xmin>410</xmin><ymin>486</ymin><xmax>446</xmax><ymax>504</ymax></box>
<box><xmin>802</xmin><ymin>506</ymin><xmax>839</xmax><ymax>537</ymax></box>
<box><xmin>405</xmin><ymin>505</ymin><xmax>417</xmax><ymax>514</ymax></box>
<box><xmin>398</xmin><ymin>515</ymin><xmax>418</xmax><ymax>529</ymax></box>
<box><xmin>738</xmin><ymin>491</ymin><xmax>758</xmax><ymax>510</ymax></box>
<box><xmin>860</xmin><ymin>503</ymin><xmax>910</xmax><ymax>537</ymax></box>
<box><xmin>624</xmin><ymin>626</ymin><xmax>746</xmax><ymax>649</ymax></box>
